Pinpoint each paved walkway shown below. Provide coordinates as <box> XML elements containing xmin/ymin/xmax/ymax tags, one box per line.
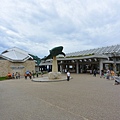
<box><xmin>0</xmin><ymin>74</ymin><xmax>120</xmax><ymax>120</ymax></box>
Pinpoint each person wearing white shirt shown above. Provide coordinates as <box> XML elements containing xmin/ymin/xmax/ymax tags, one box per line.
<box><xmin>67</xmin><ymin>71</ymin><xmax>70</xmax><ymax>81</ymax></box>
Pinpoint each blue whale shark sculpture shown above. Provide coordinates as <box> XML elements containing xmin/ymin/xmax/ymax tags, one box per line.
<box><xmin>43</xmin><ymin>46</ymin><xmax>65</xmax><ymax>60</ymax></box>
<box><xmin>29</xmin><ymin>54</ymin><xmax>41</xmax><ymax>65</ymax></box>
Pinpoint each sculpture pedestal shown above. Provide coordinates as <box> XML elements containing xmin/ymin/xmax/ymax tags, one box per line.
<box><xmin>48</xmin><ymin>56</ymin><xmax>61</xmax><ymax>79</ymax></box>
<box><xmin>52</xmin><ymin>56</ymin><xmax>58</xmax><ymax>72</ymax></box>
<box><xmin>48</xmin><ymin>72</ymin><xmax>61</xmax><ymax>79</ymax></box>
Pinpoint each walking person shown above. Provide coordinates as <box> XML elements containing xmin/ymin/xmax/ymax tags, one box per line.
<box><xmin>67</xmin><ymin>71</ymin><xmax>70</xmax><ymax>81</ymax></box>
<box><xmin>24</xmin><ymin>72</ymin><xmax>27</xmax><ymax>79</ymax></box>
<box><xmin>100</xmin><ymin>70</ymin><xmax>104</xmax><ymax>78</ymax></box>
<box><xmin>93</xmin><ymin>69</ymin><xmax>97</xmax><ymax>77</ymax></box>
<box><xmin>36</xmin><ymin>71</ymin><xmax>39</xmax><ymax>78</ymax></box>
<box><xmin>106</xmin><ymin>69</ymin><xmax>110</xmax><ymax>80</ymax></box>
<box><xmin>32</xmin><ymin>70</ymin><xmax>35</xmax><ymax>78</ymax></box>
<box><xmin>29</xmin><ymin>72</ymin><xmax>32</xmax><ymax>79</ymax></box>
<box><xmin>15</xmin><ymin>72</ymin><xmax>18</xmax><ymax>79</ymax></box>
<box><xmin>18</xmin><ymin>72</ymin><xmax>20</xmax><ymax>79</ymax></box>
<box><xmin>12</xmin><ymin>73</ymin><xmax>15</xmax><ymax>79</ymax></box>
<box><xmin>90</xmin><ymin>69</ymin><xmax>92</xmax><ymax>75</ymax></box>
<box><xmin>41</xmin><ymin>71</ymin><xmax>43</xmax><ymax>77</ymax></box>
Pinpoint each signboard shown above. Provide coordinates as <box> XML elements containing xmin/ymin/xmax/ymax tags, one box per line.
<box><xmin>10</xmin><ymin>65</ymin><xmax>24</xmax><ymax>70</ymax></box>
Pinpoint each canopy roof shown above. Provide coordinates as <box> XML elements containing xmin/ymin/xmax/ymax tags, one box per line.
<box><xmin>0</xmin><ymin>47</ymin><xmax>32</xmax><ymax>62</ymax></box>
<box><xmin>66</xmin><ymin>44</ymin><xmax>120</xmax><ymax>57</ymax></box>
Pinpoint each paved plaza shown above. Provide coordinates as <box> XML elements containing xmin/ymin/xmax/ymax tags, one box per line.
<box><xmin>0</xmin><ymin>74</ymin><xmax>120</xmax><ymax>120</ymax></box>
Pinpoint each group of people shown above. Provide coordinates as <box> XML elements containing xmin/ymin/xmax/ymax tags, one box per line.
<box><xmin>90</xmin><ymin>69</ymin><xmax>116</xmax><ymax>80</ymax></box>
<box><xmin>7</xmin><ymin>72</ymin><xmax>20</xmax><ymax>79</ymax></box>
<box><xmin>100</xmin><ymin>69</ymin><xmax>120</xmax><ymax>85</ymax></box>
<box><xmin>24</xmin><ymin>71</ymin><xmax>32</xmax><ymax>79</ymax></box>
<box><xmin>24</xmin><ymin>71</ymin><xmax>43</xmax><ymax>79</ymax></box>
<box><xmin>100</xmin><ymin>69</ymin><xmax>115</xmax><ymax>80</ymax></box>
<box><xmin>7</xmin><ymin>71</ymin><xmax>43</xmax><ymax>80</ymax></box>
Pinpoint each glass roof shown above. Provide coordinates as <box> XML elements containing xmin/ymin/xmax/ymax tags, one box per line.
<box><xmin>1</xmin><ymin>47</ymin><xmax>31</xmax><ymax>62</ymax></box>
<box><xmin>66</xmin><ymin>44</ymin><xmax>120</xmax><ymax>57</ymax></box>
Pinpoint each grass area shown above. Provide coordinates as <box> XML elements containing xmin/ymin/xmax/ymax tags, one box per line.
<box><xmin>0</xmin><ymin>76</ymin><xmax>8</xmax><ymax>81</ymax></box>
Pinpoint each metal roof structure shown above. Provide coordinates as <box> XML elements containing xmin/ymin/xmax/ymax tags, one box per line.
<box><xmin>1</xmin><ymin>44</ymin><xmax>120</xmax><ymax>63</ymax></box>
<box><xmin>66</xmin><ymin>44</ymin><xmax>120</xmax><ymax>57</ymax></box>
<box><xmin>0</xmin><ymin>47</ymin><xmax>32</xmax><ymax>62</ymax></box>
<box><xmin>57</xmin><ymin>54</ymin><xmax>109</xmax><ymax>61</ymax></box>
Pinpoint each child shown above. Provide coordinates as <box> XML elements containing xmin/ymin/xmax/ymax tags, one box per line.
<box><xmin>103</xmin><ymin>72</ymin><xmax>107</xmax><ymax>79</ymax></box>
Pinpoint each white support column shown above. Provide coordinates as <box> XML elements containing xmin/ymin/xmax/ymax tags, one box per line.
<box><xmin>60</xmin><ymin>61</ymin><xmax>63</xmax><ymax>73</ymax></box>
<box><xmin>76</xmin><ymin>60</ymin><xmax>79</xmax><ymax>74</ymax></box>
<box><xmin>81</xmin><ymin>65</ymin><xmax>84</xmax><ymax>73</ymax></box>
<box><xmin>99</xmin><ymin>59</ymin><xmax>103</xmax><ymax>75</ymax></box>
<box><xmin>113</xmin><ymin>58</ymin><xmax>117</xmax><ymax>74</ymax></box>
<box><xmin>60</xmin><ymin>65</ymin><xmax>62</xmax><ymax>73</ymax></box>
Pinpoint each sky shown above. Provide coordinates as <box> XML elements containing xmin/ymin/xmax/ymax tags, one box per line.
<box><xmin>0</xmin><ymin>0</ymin><xmax>120</xmax><ymax>58</ymax></box>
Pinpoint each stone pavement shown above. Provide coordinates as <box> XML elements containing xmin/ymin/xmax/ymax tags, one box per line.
<box><xmin>0</xmin><ymin>74</ymin><xmax>120</xmax><ymax>120</ymax></box>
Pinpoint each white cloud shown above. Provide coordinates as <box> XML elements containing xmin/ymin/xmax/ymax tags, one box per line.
<box><xmin>0</xmin><ymin>0</ymin><xmax>120</xmax><ymax>58</ymax></box>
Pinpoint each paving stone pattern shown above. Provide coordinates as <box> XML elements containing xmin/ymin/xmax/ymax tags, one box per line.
<box><xmin>0</xmin><ymin>74</ymin><xmax>120</xmax><ymax>120</ymax></box>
